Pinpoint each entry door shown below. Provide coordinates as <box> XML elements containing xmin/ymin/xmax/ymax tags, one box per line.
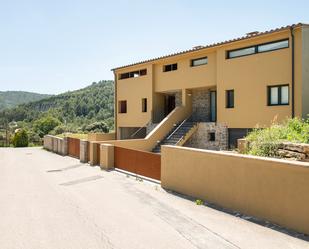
<box><xmin>210</xmin><ymin>91</ymin><xmax>217</xmax><ymax>122</ymax></box>
<box><xmin>165</xmin><ymin>95</ymin><xmax>176</xmax><ymax>116</ymax></box>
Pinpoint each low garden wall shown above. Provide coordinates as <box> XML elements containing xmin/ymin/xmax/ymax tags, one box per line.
<box><xmin>44</xmin><ymin>133</ymin><xmax>116</xmax><ymax>162</ymax></box>
<box><xmin>43</xmin><ymin>135</ymin><xmax>67</xmax><ymax>156</ymax></box>
<box><xmin>161</xmin><ymin>145</ymin><xmax>309</xmax><ymax>235</ymax></box>
<box><xmin>87</xmin><ymin>132</ymin><xmax>116</xmax><ymax>141</ymax></box>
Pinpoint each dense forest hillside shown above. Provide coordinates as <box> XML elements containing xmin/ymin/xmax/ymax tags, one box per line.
<box><xmin>0</xmin><ymin>91</ymin><xmax>51</xmax><ymax>111</ymax></box>
<box><xmin>0</xmin><ymin>80</ymin><xmax>114</xmax><ymax>145</ymax></box>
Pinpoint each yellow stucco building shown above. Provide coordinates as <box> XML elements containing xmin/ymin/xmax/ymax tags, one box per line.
<box><xmin>112</xmin><ymin>23</ymin><xmax>309</xmax><ymax>151</ymax></box>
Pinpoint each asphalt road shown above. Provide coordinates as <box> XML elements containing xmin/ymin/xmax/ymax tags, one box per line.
<box><xmin>0</xmin><ymin>147</ymin><xmax>308</xmax><ymax>249</ymax></box>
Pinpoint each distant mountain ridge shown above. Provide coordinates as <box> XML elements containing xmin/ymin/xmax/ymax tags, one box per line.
<box><xmin>1</xmin><ymin>80</ymin><xmax>114</xmax><ymax>135</ymax></box>
<box><xmin>0</xmin><ymin>91</ymin><xmax>52</xmax><ymax>111</ymax></box>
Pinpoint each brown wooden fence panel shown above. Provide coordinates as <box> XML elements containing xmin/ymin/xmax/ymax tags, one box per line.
<box><xmin>96</xmin><ymin>143</ymin><xmax>101</xmax><ymax>164</ymax></box>
<box><xmin>68</xmin><ymin>137</ymin><xmax>80</xmax><ymax>159</ymax></box>
<box><xmin>114</xmin><ymin>147</ymin><xmax>161</xmax><ymax>180</ymax></box>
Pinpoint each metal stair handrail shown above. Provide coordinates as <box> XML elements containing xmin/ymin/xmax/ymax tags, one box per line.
<box><xmin>130</xmin><ymin>119</ymin><xmax>152</xmax><ymax>138</ymax></box>
<box><xmin>166</xmin><ymin>115</ymin><xmax>192</xmax><ymax>140</ymax></box>
<box><xmin>176</xmin><ymin>122</ymin><xmax>197</xmax><ymax>145</ymax></box>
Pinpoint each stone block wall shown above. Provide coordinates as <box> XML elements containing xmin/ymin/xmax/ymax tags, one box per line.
<box><xmin>184</xmin><ymin>122</ymin><xmax>228</xmax><ymax>150</ymax></box>
<box><xmin>237</xmin><ymin>139</ymin><xmax>309</xmax><ymax>162</ymax></box>
<box><xmin>43</xmin><ymin>135</ymin><xmax>53</xmax><ymax>151</ymax></box>
<box><xmin>277</xmin><ymin>142</ymin><xmax>309</xmax><ymax>161</ymax></box>
<box><xmin>191</xmin><ymin>89</ymin><xmax>210</xmax><ymax>122</ymax></box>
<box><xmin>43</xmin><ymin>135</ymin><xmax>68</xmax><ymax>156</ymax></box>
<box><xmin>80</xmin><ymin>140</ymin><xmax>88</xmax><ymax>163</ymax></box>
<box><xmin>175</xmin><ymin>91</ymin><xmax>182</xmax><ymax>107</ymax></box>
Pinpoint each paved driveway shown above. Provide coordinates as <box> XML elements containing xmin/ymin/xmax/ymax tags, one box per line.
<box><xmin>0</xmin><ymin>147</ymin><xmax>308</xmax><ymax>249</ymax></box>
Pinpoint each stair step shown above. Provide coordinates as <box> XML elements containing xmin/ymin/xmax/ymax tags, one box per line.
<box><xmin>151</xmin><ymin>120</ymin><xmax>196</xmax><ymax>153</ymax></box>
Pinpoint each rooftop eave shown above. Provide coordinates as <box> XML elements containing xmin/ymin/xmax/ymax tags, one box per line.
<box><xmin>111</xmin><ymin>23</ymin><xmax>308</xmax><ymax>71</ymax></box>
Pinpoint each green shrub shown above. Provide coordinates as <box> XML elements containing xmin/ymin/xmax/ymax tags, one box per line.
<box><xmin>195</xmin><ymin>199</ymin><xmax>204</xmax><ymax>205</ymax></box>
<box><xmin>12</xmin><ymin>129</ymin><xmax>29</xmax><ymax>147</ymax></box>
<box><xmin>50</xmin><ymin>125</ymin><xmax>67</xmax><ymax>135</ymax></box>
<box><xmin>33</xmin><ymin>116</ymin><xmax>61</xmax><ymax>137</ymax></box>
<box><xmin>28</xmin><ymin>130</ymin><xmax>42</xmax><ymax>145</ymax></box>
<box><xmin>244</xmin><ymin>118</ymin><xmax>309</xmax><ymax>157</ymax></box>
<box><xmin>84</xmin><ymin>121</ymin><xmax>109</xmax><ymax>133</ymax></box>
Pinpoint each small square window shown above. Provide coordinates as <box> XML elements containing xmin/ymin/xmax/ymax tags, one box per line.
<box><xmin>119</xmin><ymin>100</ymin><xmax>127</xmax><ymax>113</ymax></box>
<box><xmin>209</xmin><ymin>132</ymin><xmax>216</xmax><ymax>141</ymax></box>
<box><xmin>226</xmin><ymin>90</ymin><xmax>234</xmax><ymax>108</ymax></box>
<box><xmin>163</xmin><ymin>63</ymin><xmax>177</xmax><ymax>72</ymax></box>
<box><xmin>268</xmin><ymin>85</ymin><xmax>289</xmax><ymax>106</ymax></box>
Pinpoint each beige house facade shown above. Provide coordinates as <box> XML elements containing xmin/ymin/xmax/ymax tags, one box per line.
<box><xmin>112</xmin><ymin>23</ymin><xmax>309</xmax><ymax>151</ymax></box>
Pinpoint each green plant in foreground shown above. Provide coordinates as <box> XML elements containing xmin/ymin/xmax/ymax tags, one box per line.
<box><xmin>12</xmin><ymin>129</ymin><xmax>29</xmax><ymax>147</ymax></box>
<box><xmin>195</xmin><ymin>199</ymin><xmax>203</xmax><ymax>205</ymax></box>
<box><xmin>244</xmin><ymin>118</ymin><xmax>309</xmax><ymax>157</ymax></box>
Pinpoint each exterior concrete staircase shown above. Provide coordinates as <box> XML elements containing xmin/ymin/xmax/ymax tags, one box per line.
<box><xmin>152</xmin><ymin>119</ymin><xmax>197</xmax><ymax>153</ymax></box>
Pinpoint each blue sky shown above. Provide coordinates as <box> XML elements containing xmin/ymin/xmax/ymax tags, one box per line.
<box><xmin>0</xmin><ymin>0</ymin><xmax>308</xmax><ymax>94</ymax></box>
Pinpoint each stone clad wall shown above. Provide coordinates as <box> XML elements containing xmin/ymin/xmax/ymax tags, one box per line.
<box><xmin>238</xmin><ymin>139</ymin><xmax>309</xmax><ymax>162</ymax></box>
<box><xmin>175</xmin><ymin>91</ymin><xmax>182</xmax><ymax>107</ymax></box>
<box><xmin>277</xmin><ymin>142</ymin><xmax>309</xmax><ymax>161</ymax></box>
<box><xmin>184</xmin><ymin>122</ymin><xmax>228</xmax><ymax>150</ymax></box>
<box><xmin>43</xmin><ymin>135</ymin><xmax>53</xmax><ymax>151</ymax></box>
<box><xmin>192</xmin><ymin>89</ymin><xmax>210</xmax><ymax>122</ymax></box>
<box><xmin>43</xmin><ymin>135</ymin><xmax>67</xmax><ymax>156</ymax></box>
<box><xmin>80</xmin><ymin>140</ymin><xmax>89</xmax><ymax>163</ymax></box>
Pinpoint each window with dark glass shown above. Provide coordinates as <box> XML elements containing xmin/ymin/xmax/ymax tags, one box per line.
<box><xmin>210</xmin><ymin>91</ymin><xmax>217</xmax><ymax>122</ymax></box>
<box><xmin>119</xmin><ymin>100</ymin><xmax>127</xmax><ymax>113</ymax></box>
<box><xmin>227</xmin><ymin>39</ymin><xmax>289</xmax><ymax>59</ymax></box>
<box><xmin>209</xmin><ymin>132</ymin><xmax>216</xmax><ymax>141</ymax></box>
<box><xmin>226</xmin><ymin>90</ymin><xmax>234</xmax><ymax>108</ymax></box>
<box><xmin>119</xmin><ymin>69</ymin><xmax>147</xmax><ymax>80</ymax></box>
<box><xmin>139</xmin><ymin>69</ymin><xmax>147</xmax><ymax>76</ymax></box>
<box><xmin>163</xmin><ymin>63</ymin><xmax>177</xmax><ymax>72</ymax></box>
<box><xmin>268</xmin><ymin>85</ymin><xmax>289</xmax><ymax>106</ymax></box>
<box><xmin>191</xmin><ymin>57</ymin><xmax>208</xmax><ymax>67</ymax></box>
<box><xmin>142</xmin><ymin>98</ymin><xmax>147</xmax><ymax>112</ymax></box>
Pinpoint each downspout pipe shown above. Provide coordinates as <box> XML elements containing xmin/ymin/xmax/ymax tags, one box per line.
<box><xmin>112</xmin><ymin>70</ymin><xmax>118</xmax><ymax>139</ymax></box>
<box><xmin>290</xmin><ymin>27</ymin><xmax>295</xmax><ymax>118</ymax></box>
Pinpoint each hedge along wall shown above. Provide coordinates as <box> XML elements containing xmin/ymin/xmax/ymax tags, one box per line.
<box><xmin>161</xmin><ymin>145</ymin><xmax>309</xmax><ymax>235</ymax></box>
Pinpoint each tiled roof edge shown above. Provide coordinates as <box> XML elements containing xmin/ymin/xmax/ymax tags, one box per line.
<box><xmin>111</xmin><ymin>23</ymin><xmax>307</xmax><ymax>71</ymax></box>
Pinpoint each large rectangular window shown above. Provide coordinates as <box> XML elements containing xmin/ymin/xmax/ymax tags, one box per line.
<box><xmin>258</xmin><ymin>40</ymin><xmax>289</xmax><ymax>53</ymax></box>
<box><xmin>119</xmin><ymin>69</ymin><xmax>147</xmax><ymax>80</ymax></box>
<box><xmin>163</xmin><ymin>63</ymin><xmax>177</xmax><ymax>72</ymax></box>
<box><xmin>268</xmin><ymin>85</ymin><xmax>289</xmax><ymax>106</ymax></box>
<box><xmin>228</xmin><ymin>47</ymin><xmax>255</xmax><ymax>59</ymax></box>
<box><xmin>227</xmin><ymin>39</ymin><xmax>289</xmax><ymax>59</ymax></box>
<box><xmin>226</xmin><ymin>90</ymin><xmax>234</xmax><ymax>108</ymax></box>
<box><xmin>142</xmin><ymin>98</ymin><xmax>147</xmax><ymax>112</ymax></box>
<box><xmin>191</xmin><ymin>57</ymin><xmax>208</xmax><ymax>67</ymax></box>
<box><xmin>118</xmin><ymin>100</ymin><xmax>127</xmax><ymax>113</ymax></box>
